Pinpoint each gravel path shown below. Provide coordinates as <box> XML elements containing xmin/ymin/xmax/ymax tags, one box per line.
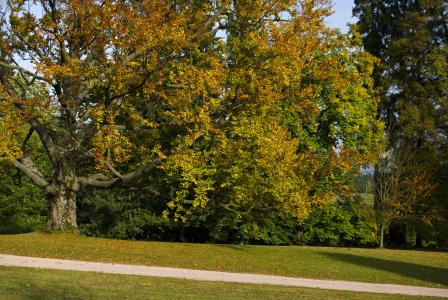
<box><xmin>1</xmin><ymin>254</ymin><xmax>447</xmax><ymax>298</ymax></box>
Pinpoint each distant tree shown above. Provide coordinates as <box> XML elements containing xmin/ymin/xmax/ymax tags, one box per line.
<box><xmin>374</xmin><ymin>144</ymin><xmax>433</xmax><ymax>248</ymax></box>
<box><xmin>351</xmin><ymin>172</ymin><xmax>374</xmax><ymax>195</ymax></box>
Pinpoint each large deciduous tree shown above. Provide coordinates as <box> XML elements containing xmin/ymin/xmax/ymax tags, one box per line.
<box><xmin>1</xmin><ymin>0</ymin><xmax>383</xmax><ymax>232</ymax></box>
<box><xmin>0</xmin><ymin>0</ymin><xmax>221</xmax><ymax>230</ymax></box>
<box><xmin>161</xmin><ymin>1</ymin><xmax>384</xmax><ymax>230</ymax></box>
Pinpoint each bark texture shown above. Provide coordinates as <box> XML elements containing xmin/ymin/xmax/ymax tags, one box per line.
<box><xmin>47</xmin><ymin>169</ymin><xmax>79</xmax><ymax>231</ymax></box>
<box><xmin>47</xmin><ymin>187</ymin><xmax>77</xmax><ymax>231</ymax></box>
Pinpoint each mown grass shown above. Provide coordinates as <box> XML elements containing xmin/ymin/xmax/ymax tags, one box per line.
<box><xmin>0</xmin><ymin>266</ymin><xmax>443</xmax><ymax>300</ymax></box>
<box><xmin>0</xmin><ymin>233</ymin><xmax>447</xmax><ymax>288</ymax></box>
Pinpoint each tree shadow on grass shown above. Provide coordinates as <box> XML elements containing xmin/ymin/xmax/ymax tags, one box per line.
<box><xmin>3</xmin><ymin>284</ymin><xmax>91</xmax><ymax>300</ymax></box>
<box><xmin>320</xmin><ymin>252</ymin><xmax>448</xmax><ymax>287</ymax></box>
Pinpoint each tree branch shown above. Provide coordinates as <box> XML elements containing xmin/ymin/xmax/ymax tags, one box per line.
<box><xmin>105</xmin><ymin>160</ymin><xmax>124</xmax><ymax>179</ymax></box>
<box><xmin>30</xmin><ymin>119</ymin><xmax>59</xmax><ymax>167</ymax></box>
<box><xmin>13</xmin><ymin>157</ymin><xmax>56</xmax><ymax>194</ymax></box>
<box><xmin>78</xmin><ymin>157</ymin><xmax>162</xmax><ymax>189</ymax></box>
<box><xmin>22</xmin><ymin>128</ymin><xmax>35</xmax><ymax>150</ymax></box>
<box><xmin>0</xmin><ymin>61</ymin><xmax>49</xmax><ymax>82</ymax></box>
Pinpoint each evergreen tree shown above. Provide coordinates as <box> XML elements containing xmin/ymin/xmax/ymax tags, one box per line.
<box><xmin>354</xmin><ymin>0</ymin><xmax>448</xmax><ymax>246</ymax></box>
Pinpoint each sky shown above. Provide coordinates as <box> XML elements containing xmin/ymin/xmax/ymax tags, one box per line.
<box><xmin>326</xmin><ymin>0</ymin><xmax>357</xmax><ymax>32</ymax></box>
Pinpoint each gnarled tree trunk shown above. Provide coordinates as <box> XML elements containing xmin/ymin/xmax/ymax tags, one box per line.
<box><xmin>47</xmin><ymin>168</ymin><xmax>79</xmax><ymax>231</ymax></box>
<box><xmin>47</xmin><ymin>186</ymin><xmax>77</xmax><ymax>231</ymax></box>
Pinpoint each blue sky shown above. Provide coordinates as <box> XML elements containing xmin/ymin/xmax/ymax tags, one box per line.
<box><xmin>326</xmin><ymin>0</ymin><xmax>356</xmax><ymax>31</ymax></box>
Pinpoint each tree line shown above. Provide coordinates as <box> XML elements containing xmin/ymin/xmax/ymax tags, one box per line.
<box><xmin>0</xmin><ymin>0</ymin><xmax>446</xmax><ymax>248</ymax></box>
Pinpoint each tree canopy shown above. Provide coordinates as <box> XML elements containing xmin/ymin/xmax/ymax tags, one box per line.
<box><xmin>0</xmin><ymin>0</ymin><xmax>383</xmax><ymax>231</ymax></box>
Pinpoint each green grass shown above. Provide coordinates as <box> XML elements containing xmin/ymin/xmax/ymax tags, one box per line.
<box><xmin>0</xmin><ymin>266</ymin><xmax>442</xmax><ymax>300</ymax></box>
<box><xmin>0</xmin><ymin>233</ymin><xmax>447</xmax><ymax>288</ymax></box>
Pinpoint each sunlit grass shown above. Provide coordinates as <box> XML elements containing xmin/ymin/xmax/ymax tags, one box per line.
<box><xmin>0</xmin><ymin>233</ymin><xmax>447</xmax><ymax>288</ymax></box>
<box><xmin>0</xmin><ymin>266</ymin><xmax>442</xmax><ymax>300</ymax></box>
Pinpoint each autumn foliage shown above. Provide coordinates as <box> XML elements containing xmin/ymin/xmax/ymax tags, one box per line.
<box><xmin>0</xmin><ymin>0</ymin><xmax>383</xmax><ymax>231</ymax></box>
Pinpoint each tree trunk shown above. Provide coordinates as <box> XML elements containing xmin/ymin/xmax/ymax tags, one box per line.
<box><xmin>47</xmin><ymin>187</ymin><xmax>78</xmax><ymax>231</ymax></box>
<box><xmin>379</xmin><ymin>226</ymin><xmax>385</xmax><ymax>248</ymax></box>
<box><xmin>47</xmin><ymin>170</ymin><xmax>78</xmax><ymax>231</ymax></box>
<box><xmin>415</xmin><ymin>232</ymin><xmax>423</xmax><ymax>248</ymax></box>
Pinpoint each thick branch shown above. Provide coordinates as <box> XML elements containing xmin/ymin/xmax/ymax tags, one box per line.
<box><xmin>13</xmin><ymin>158</ymin><xmax>56</xmax><ymax>194</ymax></box>
<box><xmin>78</xmin><ymin>157</ymin><xmax>162</xmax><ymax>189</ymax></box>
<box><xmin>0</xmin><ymin>62</ymin><xmax>49</xmax><ymax>82</ymax></box>
<box><xmin>30</xmin><ymin>119</ymin><xmax>59</xmax><ymax>167</ymax></box>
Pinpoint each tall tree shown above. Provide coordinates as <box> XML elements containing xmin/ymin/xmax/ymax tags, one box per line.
<box><xmin>1</xmin><ymin>0</ymin><xmax>383</xmax><ymax>232</ymax></box>
<box><xmin>0</xmin><ymin>0</ymin><xmax>222</xmax><ymax>230</ymax></box>
<box><xmin>162</xmin><ymin>1</ymin><xmax>384</xmax><ymax>229</ymax></box>
<box><xmin>354</xmin><ymin>0</ymin><xmax>448</xmax><ymax>245</ymax></box>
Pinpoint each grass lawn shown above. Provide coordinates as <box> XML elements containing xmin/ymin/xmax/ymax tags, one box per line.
<box><xmin>0</xmin><ymin>266</ymin><xmax>443</xmax><ymax>300</ymax></box>
<box><xmin>0</xmin><ymin>233</ymin><xmax>447</xmax><ymax>289</ymax></box>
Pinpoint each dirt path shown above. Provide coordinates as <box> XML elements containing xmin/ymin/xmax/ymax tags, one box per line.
<box><xmin>0</xmin><ymin>254</ymin><xmax>447</xmax><ymax>298</ymax></box>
